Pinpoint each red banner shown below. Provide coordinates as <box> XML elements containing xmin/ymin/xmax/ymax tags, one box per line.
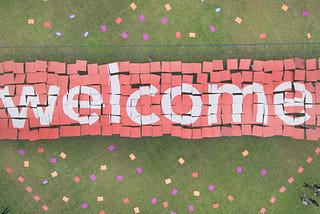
<box><xmin>0</xmin><ymin>59</ymin><xmax>319</xmax><ymax>140</ymax></box>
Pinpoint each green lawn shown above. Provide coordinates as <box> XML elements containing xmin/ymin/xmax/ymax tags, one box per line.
<box><xmin>0</xmin><ymin>0</ymin><xmax>320</xmax><ymax>213</ymax></box>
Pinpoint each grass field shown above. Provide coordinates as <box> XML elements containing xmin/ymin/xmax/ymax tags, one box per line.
<box><xmin>1</xmin><ymin>0</ymin><xmax>320</xmax><ymax>213</ymax></box>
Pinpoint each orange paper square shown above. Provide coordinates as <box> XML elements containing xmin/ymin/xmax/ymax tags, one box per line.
<box><xmin>227</xmin><ymin>195</ymin><xmax>234</xmax><ymax>201</ymax></box>
<box><xmin>24</xmin><ymin>161</ymin><xmax>29</xmax><ymax>168</ymax></box>
<box><xmin>38</xmin><ymin>147</ymin><xmax>44</xmax><ymax>153</ymax></box>
<box><xmin>44</xmin><ymin>22</ymin><xmax>51</xmax><ymax>28</ymax></box>
<box><xmin>74</xmin><ymin>176</ymin><xmax>80</xmax><ymax>183</ymax></box>
<box><xmin>178</xmin><ymin>157</ymin><xmax>185</xmax><ymax>164</ymax></box>
<box><xmin>281</xmin><ymin>4</ymin><xmax>288</xmax><ymax>12</ymax></box>
<box><xmin>194</xmin><ymin>190</ymin><xmax>200</xmax><ymax>196</ymax></box>
<box><xmin>242</xmin><ymin>150</ymin><xmax>249</xmax><ymax>157</ymax></box>
<box><xmin>235</xmin><ymin>17</ymin><xmax>242</xmax><ymax>24</ymax></box>
<box><xmin>28</xmin><ymin>19</ymin><xmax>35</xmax><ymax>25</ymax></box>
<box><xmin>130</xmin><ymin>3</ymin><xmax>137</xmax><ymax>10</ymax></box>
<box><xmin>59</xmin><ymin>152</ymin><xmax>67</xmax><ymax>159</ymax></box>
<box><xmin>123</xmin><ymin>198</ymin><xmax>129</xmax><ymax>204</ymax></box>
<box><xmin>164</xmin><ymin>4</ymin><xmax>172</xmax><ymax>11</ymax></box>
<box><xmin>165</xmin><ymin>178</ymin><xmax>172</xmax><ymax>184</ymax></box>
<box><xmin>100</xmin><ymin>165</ymin><xmax>107</xmax><ymax>171</ymax></box>
<box><xmin>62</xmin><ymin>196</ymin><xmax>69</xmax><ymax>202</ymax></box>
<box><xmin>192</xmin><ymin>172</ymin><xmax>199</xmax><ymax>178</ymax></box>
<box><xmin>163</xmin><ymin>201</ymin><xmax>169</xmax><ymax>208</ymax></box>
<box><xmin>51</xmin><ymin>171</ymin><xmax>58</xmax><ymax>178</ymax></box>
<box><xmin>97</xmin><ymin>196</ymin><xmax>104</xmax><ymax>202</ymax></box>
<box><xmin>213</xmin><ymin>203</ymin><xmax>219</xmax><ymax>209</ymax></box>
<box><xmin>189</xmin><ymin>32</ymin><xmax>196</xmax><ymax>38</ymax></box>
<box><xmin>129</xmin><ymin>153</ymin><xmax>136</xmax><ymax>160</ymax></box>
<box><xmin>134</xmin><ymin>207</ymin><xmax>140</xmax><ymax>213</ymax></box>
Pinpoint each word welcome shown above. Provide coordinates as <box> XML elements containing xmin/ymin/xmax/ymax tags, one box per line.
<box><xmin>0</xmin><ymin>59</ymin><xmax>319</xmax><ymax>141</ymax></box>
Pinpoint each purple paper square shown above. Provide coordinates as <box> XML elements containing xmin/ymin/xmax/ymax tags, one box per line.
<box><xmin>42</xmin><ymin>179</ymin><xmax>48</xmax><ymax>184</ymax></box>
<box><xmin>121</xmin><ymin>32</ymin><xmax>128</xmax><ymax>39</ymax></box>
<box><xmin>171</xmin><ymin>188</ymin><xmax>178</xmax><ymax>196</ymax></box>
<box><xmin>49</xmin><ymin>158</ymin><xmax>57</xmax><ymax>164</ymax></box>
<box><xmin>170</xmin><ymin>211</ymin><xmax>177</xmax><ymax>214</ymax></box>
<box><xmin>136</xmin><ymin>167</ymin><xmax>142</xmax><ymax>174</ymax></box>
<box><xmin>83</xmin><ymin>31</ymin><xmax>89</xmax><ymax>37</ymax></box>
<box><xmin>260</xmin><ymin>169</ymin><xmax>268</xmax><ymax>176</ymax></box>
<box><xmin>302</xmin><ymin>10</ymin><xmax>308</xmax><ymax>16</ymax></box>
<box><xmin>56</xmin><ymin>31</ymin><xmax>62</xmax><ymax>37</ymax></box>
<box><xmin>208</xmin><ymin>184</ymin><xmax>215</xmax><ymax>191</ymax></box>
<box><xmin>143</xmin><ymin>34</ymin><xmax>149</xmax><ymax>41</ymax></box>
<box><xmin>139</xmin><ymin>14</ymin><xmax>145</xmax><ymax>22</ymax></box>
<box><xmin>116</xmin><ymin>175</ymin><xmax>123</xmax><ymax>181</ymax></box>
<box><xmin>90</xmin><ymin>174</ymin><xmax>96</xmax><ymax>181</ymax></box>
<box><xmin>69</xmin><ymin>14</ymin><xmax>76</xmax><ymax>19</ymax></box>
<box><xmin>18</xmin><ymin>149</ymin><xmax>25</xmax><ymax>155</ymax></box>
<box><xmin>210</xmin><ymin>25</ymin><xmax>216</xmax><ymax>32</ymax></box>
<box><xmin>82</xmin><ymin>202</ymin><xmax>88</xmax><ymax>209</ymax></box>
<box><xmin>236</xmin><ymin>166</ymin><xmax>242</xmax><ymax>173</ymax></box>
<box><xmin>151</xmin><ymin>197</ymin><xmax>157</xmax><ymax>204</ymax></box>
<box><xmin>161</xmin><ymin>17</ymin><xmax>168</xmax><ymax>24</ymax></box>
<box><xmin>188</xmin><ymin>205</ymin><xmax>194</xmax><ymax>212</ymax></box>
<box><xmin>100</xmin><ymin>25</ymin><xmax>107</xmax><ymax>32</ymax></box>
<box><xmin>108</xmin><ymin>144</ymin><xmax>115</xmax><ymax>152</ymax></box>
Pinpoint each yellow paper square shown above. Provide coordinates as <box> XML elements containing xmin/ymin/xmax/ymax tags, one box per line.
<box><xmin>134</xmin><ymin>207</ymin><xmax>140</xmax><ymax>213</ymax></box>
<box><xmin>62</xmin><ymin>196</ymin><xmax>69</xmax><ymax>203</ymax></box>
<box><xmin>307</xmin><ymin>33</ymin><xmax>312</xmax><ymax>39</ymax></box>
<box><xmin>235</xmin><ymin>17</ymin><xmax>242</xmax><ymax>24</ymax></box>
<box><xmin>129</xmin><ymin>153</ymin><xmax>136</xmax><ymax>160</ymax></box>
<box><xmin>60</xmin><ymin>152</ymin><xmax>67</xmax><ymax>159</ymax></box>
<box><xmin>130</xmin><ymin>2</ymin><xmax>137</xmax><ymax>10</ymax></box>
<box><xmin>178</xmin><ymin>157</ymin><xmax>185</xmax><ymax>164</ymax></box>
<box><xmin>242</xmin><ymin>150</ymin><xmax>249</xmax><ymax>157</ymax></box>
<box><xmin>28</xmin><ymin>19</ymin><xmax>35</xmax><ymax>25</ymax></box>
<box><xmin>24</xmin><ymin>161</ymin><xmax>29</xmax><ymax>167</ymax></box>
<box><xmin>165</xmin><ymin>178</ymin><xmax>172</xmax><ymax>184</ymax></box>
<box><xmin>193</xmin><ymin>190</ymin><xmax>200</xmax><ymax>196</ymax></box>
<box><xmin>189</xmin><ymin>32</ymin><xmax>196</xmax><ymax>38</ymax></box>
<box><xmin>51</xmin><ymin>171</ymin><xmax>58</xmax><ymax>178</ymax></box>
<box><xmin>97</xmin><ymin>196</ymin><xmax>104</xmax><ymax>202</ymax></box>
<box><xmin>100</xmin><ymin>165</ymin><xmax>107</xmax><ymax>171</ymax></box>
<box><xmin>165</xmin><ymin>4</ymin><xmax>172</xmax><ymax>11</ymax></box>
<box><xmin>281</xmin><ymin>4</ymin><xmax>288</xmax><ymax>12</ymax></box>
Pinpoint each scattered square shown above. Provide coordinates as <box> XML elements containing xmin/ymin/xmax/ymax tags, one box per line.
<box><xmin>306</xmin><ymin>157</ymin><xmax>313</xmax><ymax>164</ymax></box>
<box><xmin>38</xmin><ymin>148</ymin><xmax>44</xmax><ymax>153</ymax></box>
<box><xmin>235</xmin><ymin>17</ymin><xmax>242</xmax><ymax>24</ymax></box>
<box><xmin>116</xmin><ymin>17</ymin><xmax>122</xmax><ymax>24</ymax></box>
<box><xmin>42</xmin><ymin>179</ymin><xmax>48</xmax><ymax>185</ymax></box>
<box><xmin>130</xmin><ymin>2</ymin><xmax>137</xmax><ymax>10</ymax></box>
<box><xmin>279</xmin><ymin>186</ymin><xmax>286</xmax><ymax>193</ymax></box>
<box><xmin>188</xmin><ymin>205</ymin><xmax>194</xmax><ymax>212</ymax></box>
<box><xmin>100</xmin><ymin>25</ymin><xmax>107</xmax><ymax>32</ymax></box>
<box><xmin>297</xmin><ymin>166</ymin><xmax>304</xmax><ymax>174</ymax></box>
<box><xmin>288</xmin><ymin>177</ymin><xmax>294</xmax><ymax>184</ymax></box>
<box><xmin>42</xmin><ymin>205</ymin><xmax>49</xmax><ymax>211</ymax></box>
<box><xmin>99</xmin><ymin>211</ymin><xmax>105</xmax><ymax>214</ymax></box>
<box><xmin>302</xmin><ymin>10</ymin><xmax>308</xmax><ymax>17</ymax></box>
<box><xmin>28</xmin><ymin>19</ymin><xmax>35</xmax><ymax>25</ymax></box>
<box><xmin>269</xmin><ymin>196</ymin><xmax>276</xmax><ymax>204</ymax></box>
<box><xmin>170</xmin><ymin>211</ymin><xmax>176</xmax><ymax>214</ymax></box>
<box><xmin>74</xmin><ymin>176</ymin><xmax>80</xmax><ymax>183</ymax></box>
<box><xmin>83</xmin><ymin>32</ymin><xmax>89</xmax><ymax>37</ymax></box>
<box><xmin>165</xmin><ymin>178</ymin><xmax>172</xmax><ymax>184</ymax></box>
<box><xmin>259</xmin><ymin>33</ymin><xmax>266</xmax><ymax>39</ymax></box>
<box><xmin>117</xmin><ymin>175</ymin><xmax>123</xmax><ymax>181</ymax></box>
<box><xmin>213</xmin><ymin>203</ymin><xmax>219</xmax><ymax>209</ymax></box>
<box><xmin>236</xmin><ymin>166</ymin><xmax>242</xmax><ymax>173</ymax></box>
<box><xmin>227</xmin><ymin>195</ymin><xmax>234</xmax><ymax>201</ymax></box>
<box><xmin>215</xmin><ymin>7</ymin><xmax>221</xmax><ymax>13</ymax></box>
<box><xmin>189</xmin><ymin>32</ymin><xmax>196</xmax><ymax>38</ymax></box>
<box><xmin>49</xmin><ymin>158</ymin><xmax>57</xmax><ymax>164</ymax></box>
<box><xmin>90</xmin><ymin>174</ymin><xmax>96</xmax><ymax>181</ymax></box>
<box><xmin>33</xmin><ymin>195</ymin><xmax>40</xmax><ymax>202</ymax></box>
<box><xmin>171</xmin><ymin>188</ymin><xmax>178</xmax><ymax>196</ymax></box>
<box><xmin>26</xmin><ymin>186</ymin><xmax>32</xmax><ymax>193</ymax></box>
<box><xmin>210</xmin><ymin>25</ymin><xmax>216</xmax><ymax>32</ymax></box>
<box><xmin>18</xmin><ymin>149</ymin><xmax>25</xmax><ymax>155</ymax></box>
<box><xmin>176</xmin><ymin>32</ymin><xmax>181</xmax><ymax>39</ymax></box>
<box><xmin>260</xmin><ymin>169</ymin><xmax>268</xmax><ymax>176</ymax></box>
<box><xmin>139</xmin><ymin>14</ymin><xmax>145</xmax><ymax>22</ymax></box>
<box><xmin>82</xmin><ymin>202</ymin><xmax>88</xmax><ymax>209</ymax></box>
<box><xmin>143</xmin><ymin>34</ymin><xmax>149</xmax><ymax>41</ymax></box>
<box><xmin>6</xmin><ymin>167</ymin><xmax>12</xmax><ymax>174</ymax></box>
<box><xmin>242</xmin><ymin>150</ymin><xmax>249</xmax><ymax>157</ymax></box>
<box><xmin>24</xmin><ymin>161</ymin><xmax>29</xmax><ymax>168</ymax></box>
<box><xmin>208</xmin><ymin>184</ymin><xmax>215</xmax><ymax>191</ymax></box>
<box><xmin>281</xmin><ymin>4</ymin><xmax>288</xmax><ymax>12</ymax></box>
<box><xmin>69</xmin><ymin>14</ymin><xmax>76</xmax><ymax>19</ymax></box>
<box><xmin>100</xmin><ymin>165</ymin><xmax>107</xmax><ymax>171</ymax></box>
<box><xmin>306</xmin><ymin>33</ymin><xmax>312</xmax><ymax>39</ymax></box>
<box><xmin>129</xmin><ymin>153</ymin><xmax>136</xmax><ymax>160</ymax></box>
<box><xmin>315</xmin><ymin>147</ymin><xmax>320</xmax><ymax>154</ymax></box>
<box><xmin>97</xmin><ymin>196</ymin><xmax>104</xmax><ymax>202</ymax></box>
<box><xmin>123</xmin><ymin>198</ymin><xmax>129</xmax><ymax>204</ymax></box>
<box><xmin>165</xmin><ymin>4</ymin><xmax>172</xmax><ymax>11</ymax></box>
<box><xmin>121</xmin><ymin>32</ymin><xmax>128</xmax><ymax>39</ymax></box>
<box><xmin>62</xmin><ymin>196</ymin><xmax>69</xmax><ymax>203</ymax></box>
<box><xmin>51</xmin><ymin>171</ymin><xmax>58</xmax><ymax>178</ymax></box>
<box><xmin>18</xmin><ymin>176</ymin><xmax>24</xmax><ymax>183</ymax></box>
<box><xmin>134</xmin><ymin>207</ymin><xmax>140</xmax><ymax>214</ymax></box>
<box><xmin>136</xmin><ymin>167</ymin><xmax>142</xmax><ymax>174</ymax></box>
<box><xmin>56</xmin><ymin>31</ymin><xmax>62</xmax><ymax>37</ymax></box>
<box><xmin>178</xmin><ymin>157</ymin><xmax>185</xmax><ymax>164</ymax></box>
<box><xmin>151</xmin><ymin>197</ymin><xmax>157</xmax><ymax>204</ymax></box>
<box><xmin>194</xmin><ymin>190</ymin><xmax>200</xmax><ymax>197</ymax></box>
<box><xmin>192</xmin><ymin>172</ymin><xmax>199</xmax><ymax>178</ymax></box>
<box><xmin>163</xmin><ymin>201</ymin><xmax>169</xmax><ymax>208</ymax></box>
<box><xmin>161</xmin><ymin>17</ymin><xmax>168</xmax><ymax>24</ymax></box>
<box><xmin>44</xmin><ymin>21</ymin><xmax>51</xmax><ymax>28</ymax></box>
<box><xmin>260</xmin><ymin>207</ymin><xmax>266</xmax><ymax>214</ymax></box>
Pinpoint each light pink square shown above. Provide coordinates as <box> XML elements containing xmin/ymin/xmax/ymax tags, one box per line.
<box><xmin>306</xmin><ymin>157</ymin><xmax>313</xmax><ymax>164</ymax></box>
<box><xmin>269</xmin><ymin>197</ymin><xmax>276</xmax><ymax>204</ymax></box>
<box><xmin>297</xmin><ymin>166</ymin><xmax>304</xmax><ymax>174</ymax></box>
<box><xmin>279</xmin><ymin>186</ymin><xmax>286</xmax><ymax>193</ymax></box>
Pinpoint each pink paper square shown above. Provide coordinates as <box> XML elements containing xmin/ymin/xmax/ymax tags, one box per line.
<box><xmin>288</xmin><ymin>177</ymin><xmax>294</xmax><ymax>184</ymax></box>
<box><xmin>269</xmin><ymin>197</ymin><xmax>276</xmax><ymax>204</ymax></box>
<box><xmin>297</xmin><ymin>166</ymin><xmax>304</xmax><ymax>174</ymax></box>
<box><xmin>279</xmin><ymin>186</ymin><xmax>286</xmax><ymax>193</ymax></box>
<box><xmin>306</xmin><ymin>157</ymin><xmax>313</xmax><ymax>163</ymax></box>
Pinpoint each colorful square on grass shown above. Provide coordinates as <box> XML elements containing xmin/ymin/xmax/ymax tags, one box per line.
<box><xmin>62</xmin><ymin>196</ymin><xmax>69</xmax><ymax>202</ymax></box>
<box><xmin>123</xmin><ymin>198</ymin><xmax>129</xmax><ymax>204</ymax></box>
<box><xmin>315</xmin><ymin>147</ymin><xmax>320</xmax><ymax>154</ymax></box>
<box><xmin>42</xmin><ymin>205</ymin><xmax>48</xmax><ymax>211</ymax></box>
<box><xmin>260</xmin><ymin>169</ymin><xmax>268</xmax><ymax>176</ymax></box>
<box><xmin>117</xmin><ymin>175</ymin><xmax>123</xmax><ymax>181</ymax></box>
<box><xmin>302</xmin><ymin>10</ymin><xmax>308</xmax><ymax>16</ymax></box>
<box><xmin>208</xmin><ymin>184</ymin><xmax>215</xmax><ymax>191</ymax></box>
<box><xmin>151</xmin><ymin>197</ymin><xmax>157</xmax><ymax>204</ymax></box>
<box><xmin>83</xmin><ymin>32</ymin><xmax>89</xmax><ymax>37</ymax></box>
<box><xmin>279</xmin><ymin>186</ymin><xmax>286</xmax><ymax>193</ymax></box>
<box><xmin>129</xmin><ymin>153</ymin><xmax>136</xmax><ymax>160</ymax></box>
<box><xmin>194</xmin><ymin>190</ymin><xmax>200</xmax><ymax>197</ymax></box>
<box><xmin>176</xmin><ymin>32</ymin><xmax>181</xmax><ymax>39</ymax></box>
<box><xmin>26</xmin><ymin>186</ymin><xmax>32</xmax><ymax>193</ymax></box>
<box><xmin>133</xmin><ymin>207</ymin><xmax>140</xmax><ymax>213</ymax></box>
<box><xmin>192</xmin><ymin>172</ymin><xmax>199</xmax><ymax>178</ymax></box>
<box><xmin>171</xmin><ymin>188</ymin><xmax>178</xmax><ymax>196</ymax></box>
<box><xmin>165</xmin><ymin>178</ymin><xmax>172</xmax><ymax>184</ymax></box>
<box><xmin>288</xmin><ymin>177</ymin><xmax>294</xmax><ymax>184</ymax></box>
<box><xmin>269</xmin><ymin>197</ymin><xmax>276</xmax><ymax>204</ymax></box>
<box><xmin>236</xmin><ymin>166</ymin><xmax>242</xmax><ymax>173</ymax></box>
<box><xmin>56</xmin><ymin>31</ymin><xmax>62</xmax><ymax>37</ymax></box>
<box><xmin>161</xmin><ymin>17</ymin><xmax>168</xmax><ymax>24</ymax></box>
<box><xmin>242</xmin><ymin>150</ymin><xmax>249</xmax><ymax>157</ymax></box>
<box><xmin>69</xmin><ymin>14</ymin><xmax>76</xmax><ymax>19</ymax></box>
<box><xmin>33</xmin><ymin>195</ymin><xmax>40</xmax><ymax>201</ymax></box>
<box><xmin>228</xmin><ymin>195</ymin><xmax>234</xmax><ymax>201</ymax></box>
<box><xmin>51</xmin><ymin>171</ymin><xmax>58</xmax><ymax>178</ymax></box>
<box><xmin>44</xmin><ymin>22</ymin><xmax>51</xmax><ymax>28</ymax></box>
<box><xmin>97</xmin><ymin>196</ymin><xmax>104</xmax><ymax>202</ymax></box>
<box><xmin>121</xmin><ymin>32</ymin><xmax>128</xmax><ymax>39</ymax></box>
<box><xmin>60</xmin><ymin>152</ymin><xmax>67</xmax><ymax>159</ymax></box>
<box><xmin>82</xmin><ymin>202</ymin><xmax>88</xmax><ymax>209</ymax></box>
<box><xmin>42</xmin><ymin>179</ymin><xmax>48</xmax><ymax>184</ymax></box>
<box><xmin>297</xmin><ymin>166</ymin><xmax>304</xmax><ymax>174</ymax></box>
<box><xmin>99</xmin><ymin>211</ymin><xmax>106</xmax><ymax>214</ymax></box>
<box><xmin>24</xmin><ymin>161</ymin><xmax>29</xmax><ymax>168</ymax></box>
<box><xmin>38</xmin><ymin>148</ymin><xmax>44</xmax><ymax>153</ymax></box>
<box><xmin>281</xmin><ymin>4</ymin><xmax>288</xmax><ymax>12</ymax></box>
<box><xmin>139</xmin><ymin>14</ymin><xmax>145</xmax><ymax>22</ymax></box>
<box><xmin>28</xmin><ymin>18</ymin><xmax>35</xmax><ymax>25</ymax></box>
<box><xmin>108</xmin><ymin>144</ymin><xmax>115</xmax><ymax>151</ymax></box>
<box><xmin>170</xmin><ymin>211</ymin><xmax>176</xmax><ymax>214</ymax></box>
<box><xmin>215</xmin><ymin>7</ymin><xmax>221</xmax><ymax>13</ymax></box>
<box><xmin>18</xmin><ymin>149</ymin><xmax>25</xmax><ymax>155</ymax></box>
<box><xmin>90</xmin><ymin>174</ymin><xmax>96</xmax><ymax>181</ymax></box>
<box><xmin>49</xmin><ymin>158</ymin><xmax>57</xmax><ymax>164</ymax></box>
<box><xmin>178</xmin><ymin>157</ymin><xmax>185</xmax><ymax>164</ymax></box>
<box><xmin>143</xmin><ymin>34</ymin><xmax>149</xmax><ymax>41</ymax></box>
<box><xmin>188</xmin><ymin>205</ymin><xmax>194</xmax><ymax>212</ymax></box>
<box><xmin>74</xmin><ymin>176</ymin><xmax>80</xmax><ymax>183</ymax></box>
<box><xmin>136</xmin><ymin>167</ymin><xmax>142</xmax><ymax>174</ymax></box>
<box><xmin>260</xmin><ymin>207</ymin><xmax>266</xmax><ymax>214</ymax></box>
<box><xmin>100</xmin><ymin>165</ymin><xmax>107</xmax><ymax>171</ymax></box>
<box><xmin>259</xmin><ymin>33</ymin><xmax>266</xmax><ymax>39</ymax></box>
<box><xmin>116</xmin><ymin>17</ymin><xmax>122</xmax><ymax>24</ymax></box>
<box><xmin>6</xmin><ymin>167</ymin><xmax>12</xmax><ymax>174</ymax></box>
<box><xmin>130</xmin><ymin>3</ymin><xmax>137</xmax><ymax>10</ymax></box>
<box><xmin>100</xmin><ymin>25</ymin><xmax>107</xmax><ymax>32</ymax></box>
<box><xmin>18</xmin><ymin>176</ymin><xmax>24</xmax><ymax>183</ymax></box>
<box><xmin>213</xmin><ymin>203</ymin><xmax>219</xmax><ymax>209</ymax></box>
<box><xmin>210</xmin><ymin>25</ymin><xmax>216</xmax><ymax>32</ymax></box>
<box><xmin>306</xmin><ymin>157</ymin><xmax>313</xmax><ymax>163</ymax></box>
<box><xmin>163</xmin><ymin>201</ymin><xmax>169</xmax><ymax>208</ymax></box>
